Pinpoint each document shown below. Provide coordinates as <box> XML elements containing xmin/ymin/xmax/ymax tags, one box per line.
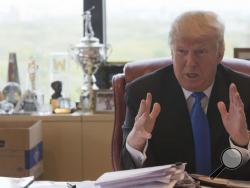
<box><xmin>0</xmin><ymin>176</ymin><xmax>34</xmax><ymax>188</ymax></box>
<box><xmin>95</xmin><ymin>163</ymin><xmax>197</xmax><ymax>188</ymax></box>
<box><xmin>30</xmin><ymin>181</ymin><xmax>96</xmax><ymax>188</ymax></box>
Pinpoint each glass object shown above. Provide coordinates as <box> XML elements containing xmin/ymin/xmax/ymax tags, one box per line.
<box><xmin>0</xmin><ymin>100</ymin><xmax>14</xmax><ymax>114</ymax></box>
<box><xmin>37</xmin><ymin>104</ymin><xmax>52</xmax><ymax>115</ymax></box>
<box><xmin>58</xmin><ymin>97</ymin><xmax>71</xmax><ymax>109</ymax></box>
<box><xmin>2</xmin><ymin>82</ymin><xmax>22</xmax><ymax>106</ymax></box>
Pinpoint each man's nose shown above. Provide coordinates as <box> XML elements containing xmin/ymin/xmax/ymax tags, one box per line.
<box><xmin>186</xmin><ymin>52</ymin><xmax>197</xmax><ymax>66</ymax></box>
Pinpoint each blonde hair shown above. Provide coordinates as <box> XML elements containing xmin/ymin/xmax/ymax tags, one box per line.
<box><xmin>169</xmin><ymin>11</ymin><xmax>225</xmax><ymax>50</ymax></box>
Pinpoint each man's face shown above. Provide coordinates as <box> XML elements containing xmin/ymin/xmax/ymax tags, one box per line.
<box><xmin>171</xmin><ymin>37</ymin><xmax>223</xmax><ymax>91</ymax></box>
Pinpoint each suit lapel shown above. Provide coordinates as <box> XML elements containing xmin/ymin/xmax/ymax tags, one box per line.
<box><xmin>207</xmin><ymin>64</ymin><xmax>230</xmax><ymax>170</ymax></box>
<box><xmin>153</xmin><ymin>65</ymin><xmax>195</xmax><ymax>172</ymax></box>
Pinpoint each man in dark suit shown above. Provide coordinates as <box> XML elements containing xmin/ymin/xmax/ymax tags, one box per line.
<box><xmin>121</xmin><ymin>11</ymin><xmax>250</xmax><ymax>180</ymax></box>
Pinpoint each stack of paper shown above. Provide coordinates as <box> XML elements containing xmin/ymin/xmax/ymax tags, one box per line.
<box><xmin>95</xmin><ymin>163</ymin><xmax>198</xmax><ymax>188</ymax></box>
<box><xmin>0</xmin><ymin>176</ymin><xmax>34</xmax><ymax>188</ymax></box>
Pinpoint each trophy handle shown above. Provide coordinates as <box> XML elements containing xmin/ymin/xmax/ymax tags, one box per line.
<box><xmin>104</xmin><ymin>44</ymin><xmax>112</xmax><ymax>61</ymax></box>
<box><xmin>68</xmin><ymin>44</ymin><xmax>76</xmax><ymax>61</ymax></box>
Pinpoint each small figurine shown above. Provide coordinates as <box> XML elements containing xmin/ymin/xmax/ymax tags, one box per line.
<box><xmin>51</xmin><ymin>81</ymin><xmax>62</xmax><ymax>99</ymax></box>
<box><xmin>83</xmin><ymin>6</ymin><xmax>95</xmax><ymax>38</ymax></box>
<box><xmin>28</xmin><ymin>56</ymin><xmax>39</xmax><ymax>91</ymax></box>
<box><xmin>14</xmin><ymin>90</ymin><xmax>39</xmax><ymax>113</ymax></box>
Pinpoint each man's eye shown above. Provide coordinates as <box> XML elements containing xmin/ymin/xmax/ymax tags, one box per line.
<box><xmin>177</xmin><ymin>49</ymin><xmax>187</xmax><ymax>54</ymax></box>
<box><xmin>196</xmin><ymin>49</ymin><xmax>207</xmax><ymax>56</ymax></box>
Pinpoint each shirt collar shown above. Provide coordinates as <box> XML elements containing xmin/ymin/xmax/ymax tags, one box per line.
<box><xmin>182</xmin><ymin>82</ymin><xmax>214</xmax><ymax>100</ymax></box>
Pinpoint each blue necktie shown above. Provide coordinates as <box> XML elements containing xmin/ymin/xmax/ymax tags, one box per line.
<box><xmin>191</xmin><ymin>92</ymin><xmax>211</xmax><ymax>175</ymax></box>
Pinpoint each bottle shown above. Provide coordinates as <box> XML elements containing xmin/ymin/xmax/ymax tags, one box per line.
<box><xmin>8</xmin><ymin>52</ymin><xmax>20</xmax><ymax>84</ymax></box>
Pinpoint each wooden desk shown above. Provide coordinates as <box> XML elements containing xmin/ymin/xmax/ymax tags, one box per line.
<box><xmin>0</xmin><ymin>113</ymin><xmax>114</xmax><ymax>181</ymax></box>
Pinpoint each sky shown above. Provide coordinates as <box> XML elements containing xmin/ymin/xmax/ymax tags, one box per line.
<box><xmin>1</xmin><ymin>0</ymin><xmax>249</xmax><ymax>22</ymax></box>
<box><xmin>107</xmin><ymin>0</ymin><xmax>250</xmax><ymax>19</ymax></box>
<box><xmin>0</xmin><ymin>0</ymin><xmax>82</xmax><ymax>21</ymax></box>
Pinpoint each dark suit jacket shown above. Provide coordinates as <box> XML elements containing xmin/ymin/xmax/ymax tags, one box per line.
<box><xmin>121</xmin><ymin>64</ymin><xmax>250</xmax><ymax>180</ymax></box>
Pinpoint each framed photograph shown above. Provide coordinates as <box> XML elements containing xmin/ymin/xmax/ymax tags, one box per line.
<box><xmin>234</xmin><ymin>48</ymin><xmax>250</xmax><ymax>60</ymax></box>
<box><xmin>95</xmin><ymin>89</ymin><xmax>114</xmax><ymax>113</ymax></box>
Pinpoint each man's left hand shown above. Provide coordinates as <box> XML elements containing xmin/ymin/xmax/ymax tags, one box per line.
<box><xmin>217</xmin><ymin>83</ymin><xmax>249</xmax><ymax>147</ymax></box>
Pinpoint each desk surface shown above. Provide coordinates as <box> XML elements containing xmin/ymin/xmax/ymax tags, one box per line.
<box><xmin>30</xmin><ymin>181</ymin><xmax>213</xmax><ymax>188</ymax></box>
<box><xmin>191</xmin><ymin>174</ymin><xmax>250</xmax><ymax>188</ymax></box>
<box><xmin>30</xmin><ymin>181</ymin><xmax>95</xmax><ymax>188</ymax></box>
<box><xmin>2</xmin><ymin>176</ymin><xmax>246</xmax><ymax>188</ymax></box>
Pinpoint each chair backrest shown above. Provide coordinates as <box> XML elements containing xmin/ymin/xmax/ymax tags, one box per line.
<box><xmin>111</xmin><ymin>57</ymin><xmax>250</xmax><ymax>171</ymax></box>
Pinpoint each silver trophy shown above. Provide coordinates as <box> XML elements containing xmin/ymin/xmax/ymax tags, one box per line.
<box><xmin>71</xmin><ymin>7</ymin><xmax>106</xmax><ymax>113</ymax></box>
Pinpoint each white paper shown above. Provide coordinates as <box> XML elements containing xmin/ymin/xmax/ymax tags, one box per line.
<box><xmin>0</xmin><ymin>176</ymin><xmax>34</xmax><ymax>188</ymax></box>
<box><xmin>30</xmin><ymin>180</ymin><xmax>97</xmax><ymax>188</ymax></box>
<box><xmin>95</xmin><ymin>163</ymin><xmax>186</xmax><ymax>188</ymax></box>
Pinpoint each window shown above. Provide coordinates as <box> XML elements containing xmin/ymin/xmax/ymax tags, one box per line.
<box><xmin>0</xmin><ymin>0</ymin><xmax>83</xmax><ymax>102</ymax></box>
<box><xmin>106</xmin><ymin>0</ymin><xmax>250</xmax><ymax>61</ymax></box>
<box><xmin>1</xmin><ymin>0</ymin><xmax>250</xmax><ymax>103</ymax></box>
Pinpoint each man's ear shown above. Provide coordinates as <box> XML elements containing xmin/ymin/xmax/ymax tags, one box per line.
<box><xmin>170</xmin><ymin>48</ymin><xmax>175</xmax><ymax>58</ymax></box>
<box><xmin>217</xmin><ymin>51</ymin><xmax>223</xmax><ymax>60</ymax></box>
<box><xmin>217</xmin><ymin>43</ymin><xmax>225</xmax><ymax>62</ymax></box>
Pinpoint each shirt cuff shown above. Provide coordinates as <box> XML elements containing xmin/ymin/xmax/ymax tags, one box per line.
<box><xmin>229</xmin><ymin>137</ymin><xmax>250</xmax><ymax>164</ymax></box>
<box><xmin>126</xmin><ymin>140</ymin><xmax>148</xmax><ymax>167</ymax></box>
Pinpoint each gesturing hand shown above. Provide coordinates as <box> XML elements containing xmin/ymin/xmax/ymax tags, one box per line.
<box><xmin>127</xmin><ymin>93</ymin><xmax>161</xmax><ymax>152</ymax></box>
<box><xmin>217</xmin><ymin>83</ymin><xmax>249</xmax><ymax>147</ymax></box>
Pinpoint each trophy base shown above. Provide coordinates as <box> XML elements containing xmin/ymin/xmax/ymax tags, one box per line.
<box><xmin>79</xmin><ymin>89</ymin><xmax>96</xmax><ymax>113</ymax></box>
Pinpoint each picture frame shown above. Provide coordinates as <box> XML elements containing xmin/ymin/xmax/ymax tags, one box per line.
<box><xmin>234</xmin><ymin>48</ymin><xmax>250</xmax><ymax>60</ymax></box>
<box><xmin>94</xmin><ymin>89</ymin><xmax>114</xmax><ymax>113</ymax></box>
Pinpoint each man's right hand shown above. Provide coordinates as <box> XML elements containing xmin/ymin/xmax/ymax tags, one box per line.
<box><xmin>127</xmin><ymin>92</ymin><xmax>161</xmax><ymax>152</ymax></box>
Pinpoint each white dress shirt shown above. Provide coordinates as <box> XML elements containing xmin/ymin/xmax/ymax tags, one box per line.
<box><xmin>126</xmin><ymin>84</ymin><xmax>250</xmax><ymax>167</ymax></box>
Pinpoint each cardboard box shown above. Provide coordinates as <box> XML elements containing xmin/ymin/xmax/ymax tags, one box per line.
<box><xmin>0</xmin><ymin>120</ymin><xmax>43</xmax><ymax>178</ymax></box>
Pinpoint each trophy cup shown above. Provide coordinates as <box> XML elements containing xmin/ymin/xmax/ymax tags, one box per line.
<box><xmin>71</xmin><ymin>7</ymin><xmax>106</xmax><ymax>113</ymax></box>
